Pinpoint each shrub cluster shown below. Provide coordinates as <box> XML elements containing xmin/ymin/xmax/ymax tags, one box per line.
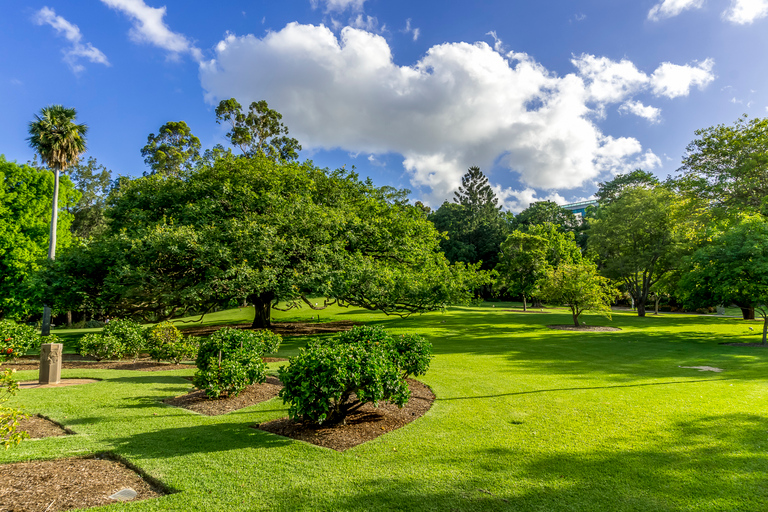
<box><xmin>278</xmin><ymin>325</ymin><xmax>432</xmax><ymax>425</ymax></box>
<box><xmin>0</xmin><ymin>320</ymin><xmax>42</xmax><ymax>363</ymax></box>
<box><xmin>1</xmin><ymin>367</ymin><xmax>28</xmax><ymax>448</ymax></box>
<box><xmin>146</xmin><ymin>322</ymin><xmax>198</xmax><ymax>364</ymax></box>
<box><xmin>194</xmin><ymin>327</ymin><xmax>282</xmax><ymax>399</ymax></box>
<box><xmin>78</xmin><ymin>318</ymin><xmax>147</xmax><ymax>361</ymax></box>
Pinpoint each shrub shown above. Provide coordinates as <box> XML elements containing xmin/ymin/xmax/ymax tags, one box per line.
<box><xmin>1</xmin><ymin>367</ymin><xmax>28</xmax><ymax>448</ymax></box>
<box><xmin>0</xmin><ymin>320</ymin><xmax>41</xmax><ymax>363</ymax></box>
<box><xmin>278</xmin><ymin>326</ymin><xmax>431</xmax><ymax>425</ymax></box>
<box><xmin>146</xmin><ymin>322</ymin><xmax>197</xmax><ymax>364</ymax></box>
<box><xmin>79</xmin><ymin>332</ymin><xmax>126</xmax><ymax>361</ymax></box>
<box><xmin>193</xmin><ymin>327</ymin><xmax>282</xmax><ymax>399</ymax></box>
<box><xmin>103</xmin><ymin>319</ymin><xmax>146</xmax><ymax>361</ymax></box>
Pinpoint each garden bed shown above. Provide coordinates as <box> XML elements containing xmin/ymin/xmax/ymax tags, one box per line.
<box><xmin>163</xmin><ymin>376</ymin><xmax>284</xmax><ymax>415</ymax></box>
<box><xmin>547</xmin><ymin>324</ymin><xmax>622</xmax><ymax>332</ymax></box>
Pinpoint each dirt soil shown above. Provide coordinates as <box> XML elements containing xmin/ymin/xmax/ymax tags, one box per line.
<box><xmin>547</xmin><ymin>324</ymin><xmax>622</xmax><ymax>332</ymax></box>
<box><xmin>257</xmin><ymin>378</ymin><xmax>435</xmax><ymax>451</ymax></box>
<box><xmin>4</xmin><ymin>357</ymin><xmax>195</xmax><ymax>372</ymax></box>
<box><xmin>163</xmin><ymin>376</ymin><xmax>284</xmax><ymax>415</ymax></box>
<box><xmin>17</xmin><ymin>415</ymin><xmax>73</xmax><ymax>438</ymax></box>
<box><xmin>0</xmin><ymin>454</ymin><xmax>166</xmax><ymax>512</ymax></box>
<box><xmin>720</xmin><ymin>342</ymin><xmax>768</xmax><ymax>347</ymax></box>
<box><xmin>180</xmin><ymin>320</ymin><xmax>361</xmax><ymax>337</ymax></box>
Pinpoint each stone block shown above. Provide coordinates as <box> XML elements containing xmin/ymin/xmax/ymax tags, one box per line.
<box><xmin>39</xmin><ymin>343</ymin><xmax>63</xmax><ymax>385</ymax></box>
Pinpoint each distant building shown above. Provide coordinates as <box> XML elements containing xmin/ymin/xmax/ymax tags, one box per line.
<box><xmin>561</xmin><ymin>199</ymin><xmax>598</xmax><ymax>222</ymax></box>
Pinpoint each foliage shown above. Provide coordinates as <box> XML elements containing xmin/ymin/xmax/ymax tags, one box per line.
<box><xmin>78</xmin><ymin>332</ymin><xmax>125</xmax><ymax>361</ymax></box>
<box><xmin>66</xmin><ymin>156</ymin><xmax>112</xmax><ymax>239</ymax></box>
<box><xmin>1</xmin><ymin>367</ymin><xmax>28</xmax><ymax>449</ymax></box>
<box><xmin>279</xmin><ymin>326</ymin><xmax>431</xmax><ymax>425</ymax></box>
<box><xmin>679</xmin><ymin>215</ymin><xmax>768</xmax><ymax>343</ymax></box>
<box><xmin>588</xmin><ymin>186</ymin><xmax>684</xmax><ymax>317</ymax></box>
<box><xmin>453</xmin><ymin>166</ymin><xmax>501</xmax><ymax>214</ymax></box>
<box><xmin>146</xmin><ymin>321</ymin><xmax>197</xmax><ymax>364</ymax></box>
<box><xmin>595</xmin><ymin>169</ymin><xmax>660</xmax><ymax>205</ymax></box>
<box><xmin>193</xmin><ymin>327</ymin><xmax>282</xmax><ymax>398</ymax></box>
<box><xmin>0</xmin><ymin>157</ymin><xmax>78</xmax><ymax>319</ymax></box>
<box><xmin>676</xmin><ymin>115</ymin><xmax>768</xmax><ymax>215</ymax></box>
<box><xmin>215</xmin><ymin>98</ymin><xmax>301</xmax><ymax>161</ymax></box>
<box><xmin>511</xmin><ymin>200</ymin><xmax>579</xmax><ymax>233</ymax></box>
<box><xmin>537</xmin><ymin>261</ymin><xmax>618</xmax><ymax>327</ymax></box>
<box><xmin>52</xmin><ymin>155</ymin><xmax>485</xmax><ymax>327</ymax></box>
<box><xmin>0</xmin><ymin>320</ymin><xmax>40</xmax><ymax>362</ymax></box>
<box><xmin>102</xmin><ymin>318</ymin><xmax>146</xmax><ymax>361</ymax></box>
<box><xmin>141</xmin><ymin>121</ymin><xmax>201</xmax><ymax>177</ymax></box>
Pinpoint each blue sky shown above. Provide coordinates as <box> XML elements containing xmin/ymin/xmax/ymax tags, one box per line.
<box><xmin>2</xmin><ymin>0</ymin><xmax>767</xmax><ymax>211</ymax></box>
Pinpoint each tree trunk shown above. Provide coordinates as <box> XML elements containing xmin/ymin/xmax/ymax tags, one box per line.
<box><xmin>741</xmin><ymin>307</ymin><xmax>755</xmax><ymax>320</ymax></box>
<box><xmin>637</xmin><ymin>300</ymin><xmax>646</xmax><ymax>317</ymax></box>
<box><xmin>66</xmin><ymin>311</ymin><xmax>72</xmax><ymax>327</ymax></box>
<box><xmin>41</xmin><ymin>167</ymin><xmax>60</xmax><ymax>337</ymax></box>
<box><xmin>654</xmin><ymin>296</ymin><xmax>660</xmax><ymax>315</ymax></box>
<box><xmin>250</xmin><ymin>292</ymin><xmax>274</xmax><ymax>329</ymax></box>
<box><xmin>572</xmin><ymin>308</ymin><xmax>580</xmax><ymax>327</ymax></box>
<box><xmin>522</xmin><ymin>294</ymin><xmax>527</xmax><ymax>312</ymax></box>
<box><xmin>763</xmin><ymin>315</ymin><xmax>768</xmax><ymax>346</ymax></box>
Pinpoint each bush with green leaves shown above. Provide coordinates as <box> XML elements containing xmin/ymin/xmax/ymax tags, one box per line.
<box><xmin>194</xmin><ymin>327</ymin><xmax>282</xmax><ymax>398</ymax></box>
<box><xmin>146</xmin><ymin>322</ymin><xmax>197</xmax><ymax>364</ymax></box>
<box><xmin>278</xmin><ymin>325</ymin><xmax>432</xmax><ymax>425</ymax></box>
<box><xmin>78</xmin><ymin>332</ymin><xmax>126</xmax><ymax>361</ymax></box>
<box><xmin>102</xmin><ymin>319</ymin><xmax>146</xmax><ymax>361</ymax></box>
<box><xmin>1</xmin><ymin>367</ymin><xmax>28</xmax><ymax>449</ymax></box>
<box><xmin>0</xmin><ymin>320</ymin><xmax>40</xmax><ymax>362</ymax></box>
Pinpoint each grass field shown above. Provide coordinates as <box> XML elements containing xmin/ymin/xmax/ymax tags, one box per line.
<box><xmin>4</xmin><ymin>304</ymin><xmax>768</xmax><ymax>511</ymax></box>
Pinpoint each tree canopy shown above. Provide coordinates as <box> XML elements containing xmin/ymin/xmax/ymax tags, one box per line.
<box><xmin>215</xmin><ymin>99</ymin><xmax>301</xmax><ymax>161</ymax></box>
<box><xmin>47</xmin><ymin>155</ymin><xmax>485</xmax><ymax>327</ymax></box>
<box><xmin>537</xmin><ymin>261</ymin><xmax>617</xmax><ymax>327</ymax></box>
<box><xmin>511</xmin><ymin>200</ymin><xmax>579</xmax><ymax>233</ymax></box>
<box><xmin>595</xmin><ymin>169</ymin><xmax>660</xmax><ymax>206</ymax></box>
<box><xmin>141</xmin><ymin>121</ymin><xmax>201</xmax><ymax>176</ymax></box>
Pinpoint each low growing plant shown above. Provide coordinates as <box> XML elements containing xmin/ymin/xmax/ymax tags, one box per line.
<box><xmin>0</xmin><ymin>320</ymin><xmax>41</xmax><ymax>363</ymax></box>
<box><xmin>194</xmin><ymin>328</ymin><xmax>282</xmax><ymax>398</ymax></box>
<box><xmin>278</xmin><ymin>325</ymin><xmax>432</xmax><ymax>425</ymax></box>
<box><xmin>1</xmin><ymin>367</ymin><xmax>28</xmax><ymax>449</ymax></box>
<box><xmin>78</xmin><ymin>332</ymin><xmax>126</xmax><ymax>361</ymax></box>
<box><xmin>103</xmin><ymin>319</ymin><xmax>146</xmax><ymax>361</ymax></box>
<box><xmin>146</xmin><ymin>322</ymin><xmax>197</xmax><ymax>364</ymax></box>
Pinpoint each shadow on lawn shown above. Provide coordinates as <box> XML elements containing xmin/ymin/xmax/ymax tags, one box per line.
<box><xmin>272</xmin><ymin>413</ymin><xmax>768</xmax><ymax>512</ymax></box>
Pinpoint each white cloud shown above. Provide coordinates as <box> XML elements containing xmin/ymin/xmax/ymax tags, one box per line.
<box><xmin>33</xmin><ymin>7</ymin><xmax>110</xmax><ymax>73</ymax></box>
<box><xmin>100</xmin><ymin>0</ymin><xmax>202</xmax><ymax>61</ymax></box>
<box><xmin>349</xmin><ymin>14</ymin><xmax>383</xmax><ymax>32</ymax></box>
<box><xmin>311</xmin><ymin>0</ymin><xmax>366</xmax><ymax>12</ymax></box>
<box><xmin>572</xmin><ymin>54</ymin><xmax>649</xmax><ymax>104</ymax></box>
<box><xmin>493</xmin><ymin>187</ymin><xmax>568</xmax><ymax>213</ymax></box>
<box><xmin>403</xmin><ymin>18</ymin><xmax>420</xmax><ymax>41</ymax></box>
<box><xmin>648</xmin><ymin>0</ymin><xmax>705</xmax><ymax>21</ymax></box>
<box><xmin>723</xmin><ymin>0</ymin><xmax>768</xmax><ymax>23</ymax></box>
<box><xmin>199</xmin><ymin>24</ymin><xmax>708</xmax><ymax>205</ymax></box>
<box><xmin>650</xmin><ymin>58</ymin><xmax>715</xmax><ymax>98</ymax></box>
<box><xmin>619</xmin><ymin>100</ymin><xmax>662</xmax><ymax>123</ymax></box>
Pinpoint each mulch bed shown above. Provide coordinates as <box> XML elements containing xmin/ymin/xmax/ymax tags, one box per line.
<box><xmin>163</xmin><ymin>376</ymin><xmax>284</xmax><ymax>415</ymax></box>
<box><xmin>3</xmin><ymin>357</ymin><xmax>194</xmax><ymax>372</ymax></box>
<box><xmin>720</xmin><ymin>342</ymin><xmax>768</xmax><ymax>347</ymax></box>
<box><xmin>547</xmin><ymin>324</ymin><xmax>622</xmax><ymax>332</ymax></box>
<box><xmin>504</xmin><ymin>309</ymin><xmax>549</xmax><ymax>313</ymax></box>
<box><xmin>0</xmin><ymin>454</ymin><xmax>167</xmax><ymax>512</ymax></box>
<box><xmin>257</xmin><ymin>379</ymin><xmax>435</xmax><ymax>451</ymax></box>
<box><xmin>18</xmin><ymin>415</ymin><xmax>73</xmax><ymax>438</ymax></box>
<box><xmin>180</xmin><ymin>320</ymin><xmax>361</xmax><ymax>337</ymax></box>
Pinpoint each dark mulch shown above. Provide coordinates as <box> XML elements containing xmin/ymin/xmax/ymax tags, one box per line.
<box><xmin>4</xmin><ymin>357</ymin><xmax>194</xmax><ymax>372</ymax></box>
<box><xmin>18</xmin><ymin>415</ymin><xmax>73</xmax><ymax>438</ymax></box>
<box><xmin>257</xmin><ymin>379</ymin><xmax>435</xmax><ymax>451</ymax></box>
<box><xmin>504</xmin><ymin>309</ymin><xmax>549</xmax><ymax>313</ymax></box>
<box><xmin>180</xmin><ymin>320</ymin><xmax>361</xmax><ymax>338</ymax></box>
<box><xmin>720</xmin><ymin>342</ymin><xmax>768</xmax><ymax>347</ymax></box>
<box><xmin>163</xmin><ymin>376</ymin><xmax>283</xmax><ymax>415</ymax></box>
<box><xmin>547</xmin><ymin>324</ymin><xmax>622</xmax><ymax>332</ymax></box>
<box><xmin>0</xmin><ymin>454</ymin><xmax>167</xmax><ymax>512</ymax></box>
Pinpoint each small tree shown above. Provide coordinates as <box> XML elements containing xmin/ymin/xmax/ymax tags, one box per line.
<box><xmin>1</xmin><ymin>368</ymin><xmax>28</xmax><ymax>449</ymax></box>
<box><xmin>141</xmin><ymin>121</ymin><xmax>201</xmax><ymax>177</ymax></box>
<box><xmin>495</xmin><ymin>231</ymin><xmax>548</xmax><ymax>311</ymax></box>
<box><xmin>215</xmin><ymin>99</ymin><xmax>301</xmax><ymax>161</ymax></box>
<box><xmin>537</xmin><ymin>261</ymin><xmax>618</xmax><ymax>327</ymax></box>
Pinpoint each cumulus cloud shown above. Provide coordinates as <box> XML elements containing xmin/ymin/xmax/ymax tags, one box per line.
<box><xmin>493</xmin><ymin>186</ymin><xmax>569</xmax><ymax>213</ymax></box>
<box><xmin>311</xmin><ymin>0</ymin><xmax>366</xmax><ymax>12</ymax></box>
<box><xmin>723</xmin><ymin>0</ymin><xmax>768</xmax><ymax>23</ymax></box>
<box><xmin>619</xmin><ymin>100</ymin><xmax>662</xmax><ymax>123</ymax></box>
<box><xmin>199</xmin><ymin>24</ymin><xmax>707</xmax><ymax>205</ymax></box>
<box><xmin>33</xmin><ymin>7</ymin><xmax>110</xmax><ymax>73</ymax></box>
<box><xmin>648</xmin><ymin>0</ymin><xmax>705</xmax><ymax>21</ymax></box>
<box><xmin>650</xmin><ymin>58</ymin><xmax>715</xmax><ymax>98</ymax></box>
<box><xmin>100</xmin><ymin>0</ymin><xmax>202</xmax><ymax>61</ymax></box>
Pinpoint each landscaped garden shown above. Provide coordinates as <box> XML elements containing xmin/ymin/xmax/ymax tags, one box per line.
<box><xmin>3</xmin><ymin>302</ymin><xmax>767</xmax><ymax>511</ymax></box>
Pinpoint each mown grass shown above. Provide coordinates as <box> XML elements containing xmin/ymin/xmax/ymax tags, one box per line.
<box><xmin>4</xmin><ymin>304</ymin><xmax>768</xmax><ymax>511</ymax></box>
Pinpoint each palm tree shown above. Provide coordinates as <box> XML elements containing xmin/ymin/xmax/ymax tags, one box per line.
<box><xmin>28</xmin><ymin>105</ymin><xmax>88</xmax><ymax>335</ymax></box>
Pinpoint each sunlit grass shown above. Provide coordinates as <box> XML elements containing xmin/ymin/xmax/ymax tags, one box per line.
<box><xmin>5</xmin><ymin>304</ymin><xmax>768</xmax><ymax>511</ymax></box>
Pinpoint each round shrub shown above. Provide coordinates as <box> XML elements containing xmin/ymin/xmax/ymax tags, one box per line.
<box><xmin>146</xmin><ymin>322</ymin><xmax>197</xmax><ymax>364</ymax></box>
<box><xmin>193</xmin><ymin>327</ymin><xmax>282</xmax><ymax>399</ymax></box>
<box><xmin>0</xmin><ymin>320</ymin><xmax>41</xmax><ymax>363</ymax></box>
<box><xmin>78</xmin><ymin>332</ymin><xmax>126</xmax><ymax>361</ymax></box>
<box><xmin>102</xmin><ymin>319</ymin><xmax>146</xmax><ymax>361</ymax></box>
<box><xmin>279</xmin><ymin>325</ymin><xmax>431</xmax><ymax>425</ymax></box>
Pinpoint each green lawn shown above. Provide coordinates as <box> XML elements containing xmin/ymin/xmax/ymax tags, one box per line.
<box><xmin>4</xmin><ymin>304</ymin><xmax>768</xmax><ymax>511</ymax></box>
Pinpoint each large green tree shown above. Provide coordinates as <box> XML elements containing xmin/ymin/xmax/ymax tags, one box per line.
<box><xmin>49</xmin><ymin>155</ymin><xmax>484</xmax><ymax>327</ymax></box>
<box><xmin>588</xmin><ymin>186</ymin><xmax>683</xmax><ymax>317</ymax></box>
<box><xmin>66</xmin><ymin>157</ymin><xmax>112</xmax><ymax>239</ymax></box>
<box><xmin>0</xmin><ymin>157</ymin><xmax>78</xmax><ymax>319</ymax></box>
<box><xmin>537</xmin><ymin>261</ymin><xmax>618</xmax><ymax>327</ymax></box>
<box><xmin>512</xmin><ymin>200</ymin><xmax>579</xmax><ymax>233</ymax></box>
<box><xmin>27</xmin><ymin>105</ymin><xmax>87</xmax><ymax>335</ymax></box>
<box><xmin>215</xmin><ymin>99</ymin><xmax>301</xmax><ymax>161</ymax></box>
<box><xmin>679</xmin><ymin>215</ymin><xmax>768</xmax><ymax>344</ymax></box>
<box><xmin>595</xmin><ymin>169</ymin><xmax>660</xmax><ymax>206</ymax></box>
<box><xmin>140</xmin><ymin>121</ymin><xmax>201</xmax><ymax>176</ymax></box>
<box><xmin>676</xmin><ymin>115</ymin><xmax>768</xmax><ymax>215</ymax></box>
